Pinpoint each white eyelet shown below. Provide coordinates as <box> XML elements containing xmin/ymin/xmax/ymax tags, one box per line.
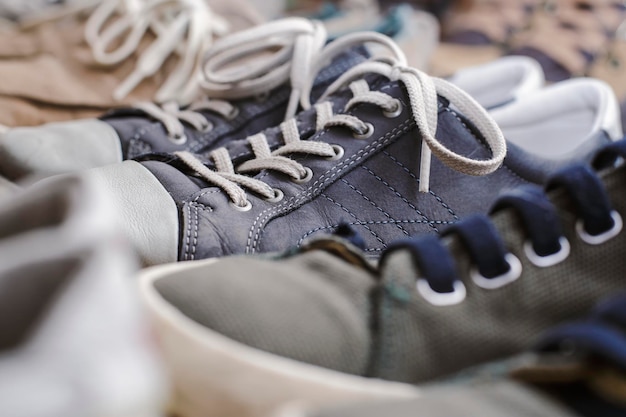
<box><xmin>524</xmin><ymin>237</ymin><xmax>570</xmax><ymax>268</ymax></box>
<box><xmin>265</xmin><ymin>188</ymin><xmax>284</xmax><ymax>203</ymax></box>
<box><xmin>383</xmin><ymin>99</ymin><xmax>403</xmax><ymax>118</ymax></box>
<box><xmin>226</xmin><ymin>106</ymin><xmax>240</xmax><ymax>120</ymax></box>
<box><xmin>416</xmin><ymin>279</ymin><xmax>466</xmax><ymax>306</ymax></box>
<box><xmin>576</xmin><ymin>211</ymin><xmax>623</xmax><ymax>245</ymax></box>
<box><xmin>326</xmin><ymin>144</ymin><xmax>345</xmax><ymax>161</ymax></box>
<box><xmin>229</xmin><ymin>200</ymin><xmax>252</xmax><ymax>212</ymax></box>
<box><xmin>353</xmin><ymin>122</ymin><xmax>374</xmax><ymax>139</ymax></box>
<box><xmin>470</xmin><ymin>253</ymin><xmax>522</xmax><ymax>290</ymax></box>
<box><xmin>293</xmin><ymin>167</ymin><xmax>313</xmax><ymax>184</ymax></box>
<box><xmin>169</xmin><ymin>133</ymin><xmax>187</xmax><ymax>145</ymax></box>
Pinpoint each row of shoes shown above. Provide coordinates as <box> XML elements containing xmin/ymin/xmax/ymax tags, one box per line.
<box><xmin>0</xmin><ymin>1</ymin><xmax>625</xmax><ymax>417</ymax></box>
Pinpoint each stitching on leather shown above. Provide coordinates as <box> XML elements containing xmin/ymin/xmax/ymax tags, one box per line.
<box><xmin>382</xmin><ymin>150</ymin><xmax>460</xmax><ymax>220</ymax></box>
<box><xmin>360</xmin><ymin>165</ymin><xmax>439</xmax><ymax>233</ymax></box>
<box><xmin>246</xmin><ymin>119</ymin><xmax>415</xmax><ymax>253</ymax></box>
<box><xmin>183</xmin><ymin>203</ymin><xmax>192</xmax><ymax>261</ymax></box>
<box><xmin>339</xmin><ymin>178</ymin><xmax>411</xmax><ymax>237</ymax></box>
<box><xmin>320</xmin><ymin>192</ymin><xmax>387</xmax><ymax>247</ymax></box>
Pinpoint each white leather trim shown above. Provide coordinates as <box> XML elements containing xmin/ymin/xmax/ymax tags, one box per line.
<box><xmin>0</xmin><ymin>118</ymin><xmax>123</xmax><ymax>180</ymax></box>
<box><xmin>449</xmin><ymin>56</ymin><xmax>545</xmax><ymax>109</ymax></box>
<box><xmin>89</xmin><ymin>161</ymin><xmax>179</xmax><ymax>266</ymax></box>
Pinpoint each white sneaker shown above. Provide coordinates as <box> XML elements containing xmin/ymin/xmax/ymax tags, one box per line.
<box><xmin>0</xmin><ymin>174</ymin><xmax>168</xmax><ymax>417</ymax></box>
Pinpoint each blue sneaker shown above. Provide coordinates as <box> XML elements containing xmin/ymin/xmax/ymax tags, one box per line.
<box><xmin>81</xmin><ymin>32</ymin><xmax>621</xmax><ymax>266</ymax></box>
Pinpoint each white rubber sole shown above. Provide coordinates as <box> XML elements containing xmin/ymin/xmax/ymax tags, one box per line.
<box><xmin>139</xmin><ymin>259</ymin><xmax>421</xmax><ymax>417</ymax></box>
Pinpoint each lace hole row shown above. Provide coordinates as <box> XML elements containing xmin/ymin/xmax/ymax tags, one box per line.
<box><xmin>417</xmin><ymin>210</ymin><xmax>624</xmax><ymax>306</ymax></box>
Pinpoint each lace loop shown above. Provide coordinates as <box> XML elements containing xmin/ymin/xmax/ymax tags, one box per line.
<box><xmin>200</xmin><ymin>17</ymin><xmax>328</xmax><ymax>119</ymax></box>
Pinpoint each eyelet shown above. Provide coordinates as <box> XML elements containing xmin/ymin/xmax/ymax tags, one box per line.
<box><xmin>293</xmin><ymin>167</ymin><xmax>313</xmax><ymax>184</ymax></box>
<box><xmin>326</xmin><ymin>144</ymin><xmax>345</xmax><ymax>161</ymax></box>
<box><xmin>353</xmin><ymin>122</ymin><xmax>374</xmax><ymax>139</ymax></box>
<box><xmin>226</xmin><ymin>106</ymin><xmax>240</xmax><ymax>120</ymax></box>
<box><xmin>265</xmin><ymin>188</ymin><xmax>284</xmax><ymax>203</ymax></box>
<box><xmin>229</xmin><ymin>200</ymin><xmax>252</xmax><ymax>212</ymax></box>
<box><xmin>470</xmin><ymin>253</ymin><xmax>522</xmax><ymax>290</ymax></box>
<box><xmin>576</xmin><ymin>211</ymin><xmax>623</xmax><ymax>245</ymax></box>
<box><xmin>199</xmin><ymin>121</ymin><xmax>214</xmax><ymax>133</ymax></box>
<box><xmin>383</xmin><ymin>99</ymin><xmax>403</xmax><ymax>118</ymax></box>
<box><xmin>169</xmin><ymin>133</ymin><xmax>188</xmax><ymax>145</ymax></box>
<box><xmin>255</xmin><ymin>92</ymin><xmax>270</xmax><ymax>103</ymax></box>
<box><xmin>524</xmin><ymin>237</ymin><xmax>570</xmax><ymax>268</ymax></box>
<box><xmin>416</xmin><ymin>279</ymin><xmax>466</xmax><ymax>306</ymax></box>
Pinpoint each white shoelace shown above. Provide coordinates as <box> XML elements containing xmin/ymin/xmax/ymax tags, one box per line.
<box><xmin>132</xmin><ymin>17</ymin><xmax>331</xmax><ymax>143</ymax></box>
<box><xmin>16</xmin><ymin>0</ymin><xmax>232</xmax><ymax>104</ymax></box>
<box><xmin>86</xmin><ymin>0</ymin><xmax>231</xmax><ymax>104</ymax></box>
<box><xmin>173</xmin><ymin>31</ymin><xmax>507</xmax><ymax>205</ymax></box>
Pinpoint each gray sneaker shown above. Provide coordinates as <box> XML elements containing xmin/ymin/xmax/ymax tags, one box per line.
<box><xmin>0</xmin><ymin>18</ymin><xmax>368</xmax><ymax>182</ymax></box>
<box><xmin>83</xmin><ymin>32</ymin><xmax>619</xmax><ymax>266</ymax></box>
<box><xmin>138</xmin><ymin>138</ymin><xmax>626</xmax><ymax>417</ymax></box>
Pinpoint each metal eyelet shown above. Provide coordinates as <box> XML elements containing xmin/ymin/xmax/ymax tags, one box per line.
<box><xmin>353</xmin><ymin>122</ymin><xmax>374</xmax><ymax>140</ymax></box>
<box><xmin>255</xmin><ymin>92</ymin><xmax>270</xmax><ymax>103</ymax></box>
<box><xmin>326</xmin><ymin>144</ymin><xmax>345</xmax><ymax>161</ymax></box>
<box><xmin>576</xmin><ymin>211</ymin><xmax>623</xmax><ymax>245</ymax></box>
<box><xmin>416</xmin><ymin>279</ymin><xmax>466</xmax><ymax>307</ymax></box>
<box><xmin>293</xmin><ymin>167</ymin><xmax>313</xmax><ymax>184</ymax></box>
<box><xmin>524</xmin><ymin>237</ymin><xmax>570</xmax><ymax>268</ymax></box>
<box><xmin>470</xmin><ymin>253</ymin><xmax>522</xmax><ymax>290</ymax></box>
<box><xmin>169</xmin><ymin>133</ymin><xmax>188</xmax><ymax>145</ymax></box>
<box><xmin>229</xmin><ymin>200</ymin><xmax>252</xmax><ymax>212</ymax></box>
<box><xmin>383</xmin><ymin>99</ymin><xmax>403</xmax><ymax>118</ymax></box>
<box><xmin>265</xmin><ymin>188</ymin><xmax>284</xmax><ymax>203</ymax></box>
<box><xmin>200</xmin><ymin>121</ymin><xmax>214</xmax><ymax>133</ymax></box>
<box><xmin>226</xmin><ymin>106</ymin><xmax>240</xmax><ymax>120</ymax></box>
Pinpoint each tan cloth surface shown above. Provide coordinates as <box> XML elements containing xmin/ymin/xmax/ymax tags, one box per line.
<box><xmin>0</xmin><ymin>0</ymin><xmax>261</xmax><ymax>127</ymax></box>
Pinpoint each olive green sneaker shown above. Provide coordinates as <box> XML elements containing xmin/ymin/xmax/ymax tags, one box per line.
<box><xmin>139</xmin><ymin>139</ymin><xmax>626</xmax><ymax>417</ymax></box>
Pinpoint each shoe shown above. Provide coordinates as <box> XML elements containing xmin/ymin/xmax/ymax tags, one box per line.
<box><xmin>275</xmin><ymin>292</ymin><xmax>626</xmax><ymax>417</ymax></box>
<box><xmin>448</xmin><ymin>55</ymin><xmax>545</xmax><ymax>109</ymax></box>
<box><xmin>0</xmin><ymin>173</ymin><xmax>167</xmax><ymax>417</ymax></box>
<box><xmin>489</xmin><ymin>77</ymin><xmax>623</xmax><ymax>157</ymax></box>
<box><xmin>82</xmin><ymin>32</ymin><xmax>619</xmax><ymax>266</ymax></box>
<box><xmin>0</xmin><ymin>17</ymin><xmax>368</xmax><ymax>182</ymax></box>
<box><xmin>138</xmin><ymin>137</ymin><xmax>626</xmax><ymax>416</ymax></box>
<box><xmin>0</xmin><ymin>0</ymin><xmax>259</xmax><ymax>127</ymax></box>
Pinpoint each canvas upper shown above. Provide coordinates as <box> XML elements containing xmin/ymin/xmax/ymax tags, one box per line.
<box><xmin>84</xmin><ymin>33</ymin><xmax>620</xmax><ymax>266</ymax></box>
<box><xmin>287</xmin><ymin>292</ymin><xmax>626</xmax><ymax>417</ymax></box>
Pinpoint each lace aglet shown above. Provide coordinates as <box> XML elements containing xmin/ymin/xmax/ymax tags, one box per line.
<box><xmin>419</xmin><ymin>141</ymin><xmax>431</xmax><ymax>193</ymax></box>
